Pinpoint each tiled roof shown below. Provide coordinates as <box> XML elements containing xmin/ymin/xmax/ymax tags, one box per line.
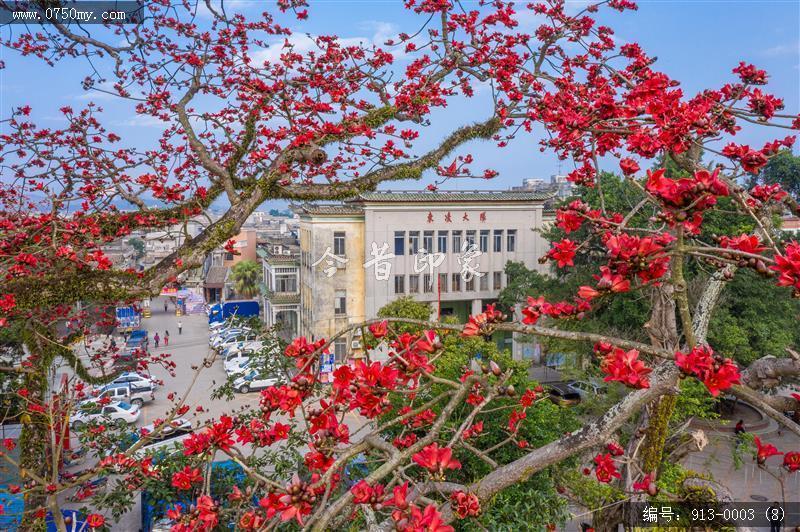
<box><xmin>355</xmin><ymin>190</ymin><xmax>554</xmax><ymax>202</ymax></box>
<box><xmin>268</xmin><ymin>293</ymin><xmax>300</xmax><ymax>305</ymax></box>
<box><xmin>204</xmin><ymin>266</ymin><xmax>229</xmax><ymax>287</ymax></box>
<box><xmin>295</xmin><ymin>204</ymin><xmax>364</xmax><ymax>216</ymax></box>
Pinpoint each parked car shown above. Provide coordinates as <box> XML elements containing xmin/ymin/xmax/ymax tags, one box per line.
<box><xmin>566</xmin><ymin>380</ymin><xmax>606</xmax><ymax>400</ymax></box>
<box><xmin>210</xmin><ymin>328</ymin><xmax>250</xmax><ymax>348</ymax></box>
<box><xmin>72</xmin><ymin>401</ymin><xmax>140</xmax><ymax>428</ymax></box>
<box><xmin>232</xmin><ymin>371</ymin><xmax>279</xmax><ymax>394</ymax></box>
<box><xmin>226</xmin><ymin>358</ymin><xmax>252</xmax><ymax>377</ymax></box>
<box><xmin>111</xmin><ymin>371</ymin><xmax>159</xmax><ymax>391</ymax></box>
<box><xmin>548</xmin><ymin>383</ymin><xmax>581</xmax><ymax>406</ymax></box>
<box><xmin>223</xmin><ymin>350</ymin><xmax>253</xmax><ymax>372</ymax></box>
<box><xmin>93</xmin><ymin>382</ymin><xmax>155</xmax><ymax>408</ymax></box>
<box><xmin>133</xmin><ymin>418</ymin><xmax>195</xmax><ymax>458</ymax></box>
<box><xmin>215</xmin><ymin>333</ymin><xmax>259</xmax><ymax>352</ymax></box>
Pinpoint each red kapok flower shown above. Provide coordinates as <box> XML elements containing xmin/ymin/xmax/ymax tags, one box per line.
<box><xmin>783</xmin><ymin>451</ymin><xmax>800</xmax><ymax>472</ymax></box>
<box><xmin>86</xmin><ymin>513</ymin><xmax>105</xmax><ymax>529</ymax></box>
<box><xmin>547</xmin><ymin>239</ymin><xmax>578</xmax><ymax>268</ymax></box>
<box><xmin>593</xmin><ymin>453</ymin><xmax>621</xmax><ymax>483</ymax></box>
<box><xmin>368</xmin><ymin>320</ymin><xmax>388</xmax><ymax>339</ymax></box>
<box><xmin>601</xmin><ymin>348</ymin><xmax>651</xmax><ymax>389</ymax></box>
<box><xmin>633</xmin><ymin>473</ymin><xmax>658</xmax><ymax>495</ymax></box>
<box><xmin>451</xmin><ymin>491</ymin><xmax>481</xmax><ymax>519</ymax></box>
<box><xmin>754</xmin><ymin>437</ymin><xmax>783</xmax><ymax>464</ymax></box>
<box><xmin>412</xmin><ymin>443</ymin><xmax>461</xmax><ymax>479</ymax></box>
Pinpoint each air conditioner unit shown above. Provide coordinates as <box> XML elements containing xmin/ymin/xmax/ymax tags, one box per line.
<box><xmin>351</xmin><ymin>340</ymin><xmax>362</xmax><ymax>350</ymax></box>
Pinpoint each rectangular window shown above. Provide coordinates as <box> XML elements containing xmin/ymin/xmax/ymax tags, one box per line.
<box><xmin>334</xmin><ymin>290</ymin><xmax>346</xmax><ymax>315</ymax></box>
<box><xmin>409</xmin><ymin>231</ymin><xmax>420</xmax><ymax>255</ymax></box>
<box><xmin>438</xmin><ymin>273</ymin><xmax>448</xmax><ymax>292</ymax></box>
<box><xmin>479</xmin><ymin>230</ymin><xmax>489</xmax><ymax>253</ymax></box>
<box><xmin>466</xmin><ymin>230</ymin><xmax>476</xmax><ymax>249</ymax></box>
<box><xmin>423</xmin><ymin>231</ymin><xmax>434</xmax><ymax>253</ymax></box>
<box><xmin>452</xmin><ymin>273</ymin><xmax>462</xmax><ymax>292</ymax></box>
<box><xmin>409</xmin><ymin>274</ymin><xmax>420</xmax><ymax>293</ymax></box>
<box><xmin>394</xmin><ymin>231</ymin><xmax>405</xmax><ymax>256</ymax></box>
<box><xmin>507</xmin><ymin>229</ymin><xmax>517</xmax><ymax>252</ymax></box>
<box><xmin>423</xmin><ymin>274</ymin><xmax>433</xmax><ymax>293</ymax></box>
<box><xmin>452</xmin><ymin>231</ymin><xmax>463</xmax><ymax>253</ymax></box>
<box><xmin>466</xmin><ymin>277</ymin><xmax>475</xmax><ymax>291</ymax></box>
<box><xmin>479</xmin><ymin>274</ymin><xmax>489</xmax><ymax>291</ymax></box>
<box><xmin>437</xmin><ymin>231</ymin><xmax>448</xmax><ymax>253</ymax></box>
<box><xmin>493</xmin><ymin>230</ymin><xmax>503</xmax><ymax>252</ymax></box>
<box><xmin>224</xmin><ymin>252</ymin><xmax>234</xmax><ymax>261</ymax></box>
<box><xmin>394</xmin><ymin>275</ymin><xmax>405</xmax><ymax>294</ymax></box>
<box><xmin>275</xmin><ymin>274</ymin><xmax>297</xmax><ymax>293</ymax></box>
<box><xmin>493</xmin><ymin>271</ymin><xmax>503</xmax><ymax>290</ymax></box>
<box><xmin>334</xmin><ymin>338</ymin><xmax>348</xmax><ymax>361</ymax></box>
<box><xmin>333</xmin><ymin>232</ymin><xmax>346</xmax><ymax>256</ymax></box>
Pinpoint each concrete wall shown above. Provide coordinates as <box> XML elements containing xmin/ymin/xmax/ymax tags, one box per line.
<box><xmin>299</xmin><ymin>215</ymin><xmax>365</xmax><ymax>341</ymax></box>
<box><xmin>362</xmin><ymin>202</ymin><xmax>548</xmax><ymax>318</ymax></box>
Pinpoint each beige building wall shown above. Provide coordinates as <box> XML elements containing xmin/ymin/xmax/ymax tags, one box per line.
<box><xmin>298</xmin><ymin>210</ymin><xmax>366</xmax><ymax>345</ymax></box>
<box><xmin>362</xmin><ymin>199</ymin><xmax>549</xmax><ymax>318</ymax></box>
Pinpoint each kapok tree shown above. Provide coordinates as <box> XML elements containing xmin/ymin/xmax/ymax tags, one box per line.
<box><xmin>1</xmin><ymin>0</ymin><xmax>800</xmax><ymax>530</ymax></box>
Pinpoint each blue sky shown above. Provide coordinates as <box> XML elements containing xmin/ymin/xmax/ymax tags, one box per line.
<box><xmin>1</xmin><ymin>0</ymin><xmax>798</xmax><ymax>211</ymax></box>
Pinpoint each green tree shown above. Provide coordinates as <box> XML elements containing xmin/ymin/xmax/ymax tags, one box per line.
<box><xmin>752</xmin><ymin>149</ymin><xmax>800</xmax><ymax>198</ymax></box>
<box><xmin>230</xmin><ymin>260</ymin><xmax>261</xmax><ymax>299</ymax></box>
<box><xmin>127</xmin><ymin>237</ymin><xmax>145</xmax><ymax>259</ymax></box>
<box><xmin>376</xmin><ymin>296</ymin><xmax>431</xmax><ymax>334</ymax></box>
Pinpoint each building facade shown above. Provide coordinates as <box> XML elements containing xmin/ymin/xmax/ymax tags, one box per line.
<box><xmin>258</xmin><ymin>238</ymin><xmax>301</xmax><ymax>341</ymax></box>
<box><xmin>293</xmin><ymin>190</ymin><xmax>553</xmax><ymax>359</ymax></box>
<box><xmin>297</xmin><ymin>205</ymin><xmax>366</xmax><ymax>360</ymax></box>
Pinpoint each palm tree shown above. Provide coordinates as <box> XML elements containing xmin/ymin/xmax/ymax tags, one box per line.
<box><xmin>230</xmin><ymin>260</ymin><xmax>261</xmax><ymax>299</ymax></box>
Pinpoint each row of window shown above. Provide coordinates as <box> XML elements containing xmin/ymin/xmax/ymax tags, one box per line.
<box><xmin>393</xmin><ymin>271</ymin><xmax>504</xmax><ymax>294</ymax></box>
<box><xmin>394</xmin><ymin>229</ymin><xmax>516</xmax><ymax>255</ymax></box>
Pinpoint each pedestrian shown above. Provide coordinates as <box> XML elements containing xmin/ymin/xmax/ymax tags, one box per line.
<box><xmin>177</xmin><ymin>320</ymin><xmax>183</xmax><ymax>335</ymax></box>
<box><xmin>734</xmin><ymin>419</ymin><xmax>745</xmax><ymax>435</ymax></box>
<box><xmin>164</xmin><ymin>301</ymin><xmax>168</xmax><ymax>313</ymax></box>
<box><xmin>769</xmin><ymin>501</ymin><xmax>783</xmax><ymax>532</ymax></box>
<box><xmin>154</xmin><ymin>332</ymin><xmax>160</xmax><ymax>349</ymax></box>
<box><xmin>164</xmin><ymin>330</ymin><xmax>169</xmax><ymax>346</ymax></box>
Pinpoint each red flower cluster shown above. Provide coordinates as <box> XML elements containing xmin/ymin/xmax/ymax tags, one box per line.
<box><xmin>733</xmin><ymin>62</ymin><xmax>768</xmax><ymax>85</ymax></box>
<box><xmin>749</xmin><ymin>183</ymin><xmax>788</xmax><ymax>206</ymax></box>
<box><xmin>171</xmin><ymin>466</ymin><xmax>203</xmax><ymax>490</ymax></box>
<box><xmin>593</xmin><ymin>453</ymin><xmax>621</xmax><ymax>483</ymax></box>
<box><xmin>675</xmin><ymin>345</ymin><xmax>741</xmax><ymax>397</ymax></box>
<box><xmin>462</xmin><ymin>303</ymin><xmax>507</xmax><ymax>337</ymax></box>
<box><xmin>182</xmin><ymin>416</ymin><xmax>235</xmax><ymax>456</ymax></box>
<box><xmin>633</xmin><ymin>473</ymin><xmax>658</xmax><ymax>495</ymax></box>
<box><xmin>578</xmin><ymin>266</ymin><xmax>630</xmax><ymax>300</ymax></box>
<box><xmin>784</xmin><ymin>452</ymin><xmax>800</xmax><ymax>472</ymax></box>
<box><xmin>555</xmin><ymin>200</ymin><xmax>624</xmax><ymax>235</ymax></box>
<box><xmin>604</xmin><ymin>233</ymin><xmax>671</xmax><ymax>283</ymax></box>
<box><xmin>595</xmin><ymin>343</ymin><xmax>651</xmax><ymax>389</ymax></box>
<box><xmin>754</xmin><ymin>437</ymin><xmax>783</xmax><ymax>464</ymax></box>
<box><xmin>546</xmin><ymin>239</ymin><xmax>578</xmax><ymax>268</ymax></box>
<box><xmin>718</xmin><ymin>234</ymin><xmax>766</xmax><ymax>255</ymax></box>
<box><xmin>771</xmin><ymin>241</ymin><xmax>800</xmax><ymax>297</ymax></box>
<box><xmin>451</xmin><ymin>491</ymin><xmax>481</xmax><ymax>519</ymax></box>
<box><xmin>645</xmin><ymin>168</ymin><xmax>728</xmax><ymax>234</ymax></box>
<box><xmin>521</xmin><ymin>296</ymin><xmax>591</xmax><ymax>325</ymax></box>
<box><xmin>351</xmin><ymin>480</ymin><xmax>387</xmax><ymax>507</ymax></box>
<box><xmin>722</xmin><ymin>143</ymin><xmax>770</xmax><ymax>174</ymax></box>
<box><xmin>412</xmin><ymin>443</ymin><xmax>461</xmax><ymax>479</ymax></box>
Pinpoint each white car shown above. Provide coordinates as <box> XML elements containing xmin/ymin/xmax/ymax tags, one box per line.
<box><xmin>72</xmin><ymin>401</ymin><xmax>140</xmax><ymax>428</ymax></box>
<box><xmin>210</xmin><ymin>328</ymin><xmax>250</xmax><ymax>348</ymax></box>
<box><xmin>233</xmin><ymin>371</ymin><xmax>279</xmax><ymax>393</ymax></box>
<box><xmin>215</xmin><ymin>333</ymin><xmax>258</xmax><ymax>352</ymax></box>
<box><xmin>111</xmin><ymin>371</ymin><xmax>159</xmax><ymax>390</ymax></box>
<box><xmin>226</xmin><ymin>358</ymin><xmax>252</xmax><ymax>376</ymax></box>
<box><xmin>132</xmin><ymin>417</ymin><xmax>194</xmax><ymax>458</ymax></box>
<box><xmin>223</xmin><ymin>350</ymin><xmax>253</xmax><ymax>372</ymax></box>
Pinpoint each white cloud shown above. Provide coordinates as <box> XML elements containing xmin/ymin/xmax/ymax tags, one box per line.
<box><xmin>112</xmin><ymin>115</ymin><xmax>167</xmax><ymax>128</ymax></box>
<box><xmin>251</xmin><ymin>20</ymin><xmax>408</xmax><ymax>66</ymax></box>
<box><xmin>763</xmin><ymin>41</ymin><xmax>799</xmax><ymax>57</ymax></box>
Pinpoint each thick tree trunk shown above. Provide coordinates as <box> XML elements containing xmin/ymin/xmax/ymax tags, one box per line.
<box><xmin>19</xmin><ymin>364</ymin><xmax>51</xmax><ymax>531</ymax></box>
